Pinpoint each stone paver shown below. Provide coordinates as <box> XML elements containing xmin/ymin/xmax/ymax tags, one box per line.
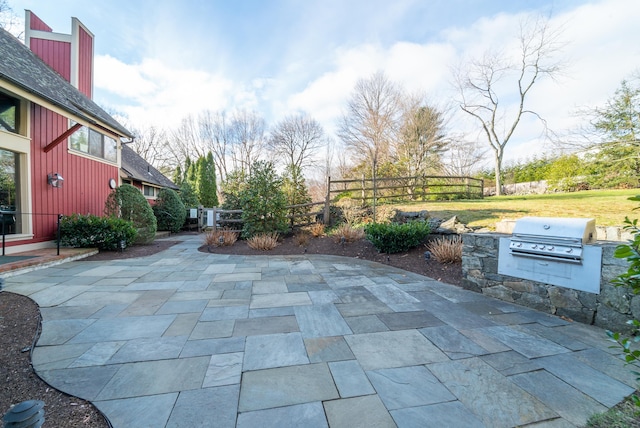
<box><xmin>3</xmin><ymin>234</ymin><xmax>636</xmax><ymax>427</ymax></box>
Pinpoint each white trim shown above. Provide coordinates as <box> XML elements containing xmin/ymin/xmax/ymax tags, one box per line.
<box><xmin>2</xmin><ymin>239</ymin><xmax>55</xmax><ymax>255</ymax></box>
<box><xmin>28</xmin><ymin>30</ymin><xmax>72</xmax><ymax>44</ymax></box>
<box><xmin>67</xmin><ymin>148</ymin><xmax>119</xmax><ymax>166</ymax></box>
<box><xmin>72</xmin><ymin>18</ymin><xmax>94</xmax><ymax>96</ymax></box>
<box><xmin>0</xmin><ymin>129</ymin><xmax>33</xmax><ymax>237</ymax></box>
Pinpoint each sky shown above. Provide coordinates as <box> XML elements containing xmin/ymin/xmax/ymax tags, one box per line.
<box><xmin>5</xmin><ymin>0</ymin><xmax>640</xmax><ymax>170</ymax></box>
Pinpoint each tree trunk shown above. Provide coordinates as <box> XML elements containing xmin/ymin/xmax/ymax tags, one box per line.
<box><xmin>494</xmin><ymin>149</ymin><xmax>503</xmax><ymax>196</ymax></box>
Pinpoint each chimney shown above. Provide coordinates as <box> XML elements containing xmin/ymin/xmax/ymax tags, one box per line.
<box><xmin>24</xmin><ymin>10</ymin><xmax>94</xmax><ymax>99</ymax></box>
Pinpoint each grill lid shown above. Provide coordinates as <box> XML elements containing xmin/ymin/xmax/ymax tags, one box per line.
<box><xmin>511</xmin><ymin>217</ymin><xmax>595</xmax><ymax>243</ymax></box>
<box><xmin>509</xmin><ymin>217</ymin><xmax>596</xmax><ymax>263</ymax></box>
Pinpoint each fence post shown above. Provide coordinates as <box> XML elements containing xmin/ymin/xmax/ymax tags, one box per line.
<box><xmin>323</xmin><ymin>176</ymin><xmax>331</xmax><ymax>225</ymax></box>
<box><xmin>361</xmin><ymin>174</ymin><xmax>366</xmax><ymax>205</ymax></box>
<box><xmin>56</xmin><ymin>214</ymin><xmax>61</xmax><ymax>256</ymax></box>
<box><xmin>198</xmin><ymin>205</ymin><xmax>203</xmax><ymax>232</ymax></box>
<box><xmin>212</xmin><ymin>206</ymin><xmax>217</xmax><ymax>232</ymax></box>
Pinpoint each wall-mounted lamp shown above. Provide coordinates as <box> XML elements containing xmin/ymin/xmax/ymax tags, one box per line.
<box><xmin>47</xmin><ymin>173</ymin><xmax>64</xmax><ymax>188</ymax></box>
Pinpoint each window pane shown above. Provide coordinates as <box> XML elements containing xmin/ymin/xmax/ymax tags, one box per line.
<box><xmin>0</xmin><ymin>94</ymin><xmax>19</xmax><ymax>134</ymax></box>
<box><xmin>104</xmin><ymin>136</ymin><xmax>117</xmax><ymax>162</ymax></box>
<box><xmin>0</xmin><ymin>149</ymin><xmax>19</xmax><ymax>234</ymax></box>
<box><xmin>88</xmin><ymin>129</ymin><xmax>103</xmax><ymax>158</ymax></box>
<box><xmin>143</xmin><ymin>185</ymin><xmax>155</xmax><ymax>196</ymax></box>
<box><xmin>70</xmin><ymin>124</ymin><xmax>88</xmax><ymax>152</ymax></box>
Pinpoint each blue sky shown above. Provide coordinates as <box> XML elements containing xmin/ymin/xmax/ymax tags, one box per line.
<box><xmin>6</xmin><ymin>0</ymin><xmax>640</xmax><ymax>167</ymax></box>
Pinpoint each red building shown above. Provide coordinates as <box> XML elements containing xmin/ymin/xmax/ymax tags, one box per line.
<box><xmin>0</xmin><ymin>11</ymin><xmax>133</xmax><ymax>253</ymax></box>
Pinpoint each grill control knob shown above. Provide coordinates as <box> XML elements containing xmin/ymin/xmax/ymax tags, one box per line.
<box><xmin>516</xmin><ymin>243</ymin><xmax>522</xmax><ymax>247</ymax></box>
<box><xmin>532</xmin><ymin>245</ymin><xmax>538</xmax><ymax>249</ymax></box>
<box><xmin>548</xmin><ymin>246</ymin><xmax>554</xmax><ymax>251</ymax></box>
<box><xmin>539</xmin><ymin>245</ymin><xmax>545</xmax><ymax>250</ymax></box>
<box><xmin>566</xmin><ymin>248</ymin><xmax>573</xmax><ymax>253</ymax></box>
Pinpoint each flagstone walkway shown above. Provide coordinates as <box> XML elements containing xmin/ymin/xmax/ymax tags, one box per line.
<box><xmin>4</xmin><ymin>235</ymin><xmax>635</xmax><ymax>427</ymax></box>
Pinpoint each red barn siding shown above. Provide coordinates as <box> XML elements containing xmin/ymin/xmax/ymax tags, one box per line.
<box><xmin>28</xmin><ymin>105</ymin><xmax>118</xmax><ymax>242</ymax></box>
<box><xmin>78</xmin><ymin>27</ymin><xmax>93</xmax><ymax>98</ymax></box>
<box><xmin>30</xmin><ymin>39</ymin><xmax>71</xmax><ymax>82</ymax></box>
<box><xmin>28</xmin><ymin>12</ymin><xmax>52</xmax><ymax>32</ymax></box>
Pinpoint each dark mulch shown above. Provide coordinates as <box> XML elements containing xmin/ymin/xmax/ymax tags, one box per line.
<box><xmin>0</xmin><ymin>292</ymin><xmax>109</xmax><ymax>427</ymax></box>
<box><xmin>200</xmin><ymin>234</ymin><xmax>463</xmax><ymax>286</ymax></box>
<box><xmin>1</xmin><ymin>231</ymin><xmax>461</xmax><ymax>427</ymax></box>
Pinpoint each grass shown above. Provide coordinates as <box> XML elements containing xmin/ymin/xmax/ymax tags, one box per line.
<box><xmin>391</xmin><ymin>189</ymin><xmax>640</xmax><ymax>229</ymax></box>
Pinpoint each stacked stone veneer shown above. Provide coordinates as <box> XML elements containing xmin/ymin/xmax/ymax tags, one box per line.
<box><xmin>462</xmin><ymin>232</ymin><xmax>636</xmax><ymax>333</ymax></box>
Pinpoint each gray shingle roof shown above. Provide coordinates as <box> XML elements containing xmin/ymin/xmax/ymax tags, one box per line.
<box><xmin>121</xmin><ymin>144</ymin><xmax>178</xmax><ymax>190</ymax></box>
<box><xmin>0</xmin><ymin>27</ymin><xmax>132</xmax><ymax>138</ymax></box>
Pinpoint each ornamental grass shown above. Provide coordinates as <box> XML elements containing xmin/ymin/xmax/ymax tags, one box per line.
<box><xmin>247</xmin><ymin>232</ymin><xmax>280</xmax><ymax>250</ymax></box>
<box><xmin>205</xmin><ymin>228</ymin><xmax>239</xmax><ymax>247</ymax></box>
<box><xmin>426</xmin><ymin>235</ymin><xmax>463</xmax><ymax>264</ymax></box>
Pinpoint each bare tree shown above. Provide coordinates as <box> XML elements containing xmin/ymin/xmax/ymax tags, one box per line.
<box><xmin>442</xmin><ymin>137</ymin><xmax>488</xmax><ymax>176</ymax></box>
<box><xmin>168</xmin><ymin>115</ymin><xmax>207</xmax><ymax>169</ymax></box>
<box><xmin>199</xmin><ymin>110</ymin><xmax>232</xmax><ymax>183</ymax></box>
<box><xmin>267</xmin><ymin>113</ymin><xmax>324</xmax><ymax>172</ymax></box>
<box><xmin>454</xmin><ymin>15</ymin><xmax>564</xmax><ymax>195</ymax></box>
<box><xmin>229</xmin><ymin>109</ymin><xmax>265</xmax><ymax>176</ymax></box>
<box><xmin>338</xmin><ymin>71</ymin><xmax>402</xmax><ymax>214</ymax></box>
<box><xmin>0</xmin><ymin>0</ymin><xmax>23</xmax><ymax>39</ymax></box>
<box><xmin>128</xmin><ymin>125</ymin><xmax>174</xmax><ymax>174</ymax></box>
<box><xmin>395</xmin><ymin>94</ymin><xmax>448</xmax><ymax>177</ymax></box>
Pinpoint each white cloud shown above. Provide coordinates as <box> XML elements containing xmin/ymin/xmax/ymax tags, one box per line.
<box><xmin>95</xmin><ymin>55</ymin><xmax>236</xmax><ymax>128</ymax></box>
<box><xmin>86</xmin><ymin>0</ymin><xmax>640</xmax><ymax>169</ymax></box>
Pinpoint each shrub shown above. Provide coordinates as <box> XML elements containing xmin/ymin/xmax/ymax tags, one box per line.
<box><xmin>153</xmin><ymin>188</ymin><xmax>186</xmax><ymax>233</ymax></box>
<box><xmin>239</xmin><ymin>161</ymin><xmax>288</xmax><ymax>238</ymax></box>
<box><xmin>607</xmin><ymin>195</ymin><xmax>640</xmax><ymax>407</ymax></box>
<box><xmin>426</xmin><ymin>236</ymin><xmax>462</xmax><ymax>263</ymax></box>
<box><xmin>59</xmin><ymin>214</ymin><xmax>137</xmax><ymax>250</ymax></box>
<box><xmin>330</xmin><ymin>223</ymin><xmax>365</xmax><ymax>243</ymax></box>
<box><xmin>364</xmin><ymin>221</ymin><xmax>431</xmax><ymax>253</ymax></box>
<box><xmin>247</xmin><ymin>232</ymin><xmax>279</xmax><ymax>250</ymax></box>
<box><xmin>309</xmin><ymin>222</ymin><xmax>325</xmax><ymax>237</ymax></box>
<box><xmin>105</xmin><ymin>183</ymin><xmax>157</xmax><ymax>244</ymax></box>
<box><xmin>204</xmin><ymin>228</ymin><xmax>238</xmax><ymax>247</ymax></box>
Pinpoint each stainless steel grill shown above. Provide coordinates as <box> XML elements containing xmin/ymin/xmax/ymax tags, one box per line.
<box><xmin>508</xmin><ymin>217</ymin><xmax>595</xmax><ymax>264</ymax></box>
<box><xmin>498</xmin><ymin>217</ymin><xmax>602</xmax><ymax>294</ymax></box>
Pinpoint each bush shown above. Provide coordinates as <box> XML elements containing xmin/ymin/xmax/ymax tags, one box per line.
<box><xmin>239</xmin><ymin>161</ymin><xmax>288</xmax><ymax>238</ymax></box>
<box><xmin>153</xmin><ymin>188</ymin><xmax>186</xmax><ymax>233</ymax></box>
<box><xmin>426</xmin><ymin>236</ymin><xmax>462</xmax><ymax>263</ymax></box>
<box><xmin>364</xmin><ymin>221</ymin><xmax>431</xmax><ymax>253</ymax></box>
<box><xmin>105</xmin><ymin>183</ymin><xmax>157</xmax><ymax>244</ymax></box>
<box><xmin>247</xmin><ymin>232</ymin><xmax>279</xmax><ymax>250</ymax></box>
<box><xmin>59</xmin><ymin>214</ymin><xmax>137</xmax><ymax>250</ymax></box>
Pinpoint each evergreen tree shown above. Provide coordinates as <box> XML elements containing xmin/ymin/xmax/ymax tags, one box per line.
<box><xmin>179</xmin><ymin>181</ymin><xmax>200</xmax><ymax>207</ymax></box>
<box><xmin>195</xmin><ymin>153</ymin><xmax>219</xmax><ymax>207</ymax></box>
<box><xmin>282</xmin><ymin>164</ymin><xmax>311</xmax><ymax>227</ymax></box>
<box><xmin>172</xmin><ymin>165</ymin><xmax>183</xmax><ymax>186</ymax></box>
<box><xmin>239</xmin><ymin>161</ymin><xmax>288</xmax><ymax>238</ymax></box>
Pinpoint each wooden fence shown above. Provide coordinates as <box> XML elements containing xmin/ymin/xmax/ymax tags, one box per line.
<box><xmin>190</xmin><ymin>174</ymin><xmax>482</xmax><ymax>231</ymax></box>
<box><xmin>195</xmin><ymin>202</ymin><xmax>324</xmax><ymax>233</ymax></box>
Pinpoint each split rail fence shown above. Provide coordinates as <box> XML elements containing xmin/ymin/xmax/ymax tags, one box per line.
<box><xmin>191</xmin><ymin>174</ymin><xmax>483</xmax><ymax>232</ymax></box>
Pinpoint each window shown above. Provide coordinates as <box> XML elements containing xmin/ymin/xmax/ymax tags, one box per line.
<box><xmin>0</xmin><ymin>148</ymin><xmax>21</xmax><ymax>234</ymax></box>
<box><xmin>143</xmin><ymin>185</ymin><xmax>156</xmax><ymax>197</ymax></box>
<box><xmin>69</xmin><ymin>121</ymin><xmax>118</xmax><ymax>163</ymax></box>
<box><xmin>0</xmin><ymin>93</ymin><xmax>19</xmax><ymax>134</ymax></box>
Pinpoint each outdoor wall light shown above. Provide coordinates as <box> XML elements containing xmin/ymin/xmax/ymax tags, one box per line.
<box><xmin>47</xmin><ymin>173</ymin><xmax>64</xmax><ymax>188</ymax></box>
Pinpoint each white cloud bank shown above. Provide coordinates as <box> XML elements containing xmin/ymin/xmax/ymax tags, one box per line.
<box><xmin>92</xmin><ymin>0</ymin><xmax>640</xmax><ymax>164</ymax></box>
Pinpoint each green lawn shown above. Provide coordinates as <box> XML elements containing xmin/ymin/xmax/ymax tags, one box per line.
<box><xmin>391</xmin><ymin>189</ymin><xmax>640</xmax><ymax>229</ymax></box>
